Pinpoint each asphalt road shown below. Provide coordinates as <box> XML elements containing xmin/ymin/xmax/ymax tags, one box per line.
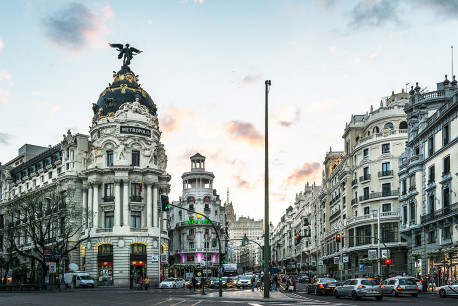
<box><xmin>280</xmin><ymin>282</ymin><xmax>458</xmax><ymax>305</ymax></box>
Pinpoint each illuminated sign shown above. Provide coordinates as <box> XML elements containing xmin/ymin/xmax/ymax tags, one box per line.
<box><xmin>186</xmin><ymin>219</ymin><xmax>211</xmax><ymax>225</ymax></box>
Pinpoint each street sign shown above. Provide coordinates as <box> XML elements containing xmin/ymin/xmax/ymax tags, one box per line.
<box><xmin>339</xmin><ymin>263</ymin><xmax>344</xmax><ymax>270</ymax></box>
<box><xmin>381</xmin><ymin>249</ymin><xmax>390</xmax><ymax>258</ymax></box>
<box><xmin>359</xmin><ymin>264</ymin><xmax>365</xmax><ymax>272</ymax></box>
<box><xmin>161</xmin><ymin>254</ymin><xmax>168</xmax><ymax>262</ymax></box>
<box><xmin>49</xmin><ymin>262</ymin><xmax>57</xmax><ymax>273</ymax></box>
<box><xmin>334</xmin><ymin>257</ymin><xmax>339</xmax><ymax>264</ymax></box>
<box><xmin>217</xmin><ymin>266</ymin><xmax>225</xmax><ymax>274</ymax></box>
<box><xmin>43</xmin><ymin>249</ymin><xmax>51</xmax><ymax>259</ymax></box>
<box><xmin>343</xmin><ymin>256</ymin><xmax>349</xmax><ymax>263</ymax></box>
<box><xmin>200</xmin><ymin>261</ymin><xmax>206</xmax><ymax>267</ymax></box>
<box><xmin>368</xmin><ymin>250</ymin><xmax>377</xmax><ymax>260</ymax></box>
<box><xmin>151</xmin><ymin>254</ymin><xmax>159</xmax><ymax>263</ymax></box>
<box><xmin>318</xmin><ymin>260</ymin><xmax>323</xmax><ymax>266</ymax></box>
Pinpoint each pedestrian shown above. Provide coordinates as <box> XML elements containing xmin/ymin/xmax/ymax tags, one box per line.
<box><xmin>272</xmin><ymin>274</ymin><xmax>277</xmax><ymax>291</ymax></box>
<box><xmin>258</xmin><ymin>275</ymin><xmax>263</xmax><ymax>291</ymax></box>
<box><xmin>251</xmin><ymin>275</ymin><xmax>257</xmax><ymax>291</ymax></box>
<box><xmin>291</xmin><ymin>275</ymin><xmax>296</xmax><ymax>291</ymax></box>
<box><xmin>191</xmin><ymin>276</ymin><xmax>197</xmax><ymax>291</ymax></box>
<box><xmin>138</xmin><ymin>277</ymin><xmax>143</xmax><ymax>290</ymax></box>
<box><xmin>144</xmin><ymin>276</ymin><xmax>150</xmax><ymax>290</ymax></box>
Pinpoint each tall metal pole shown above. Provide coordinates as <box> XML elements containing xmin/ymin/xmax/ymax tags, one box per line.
<box><xmin>264</xmin><ymin>80</ymin><xmax>271</xmax><ymax>298</ymax></box>
<box><xmin>158</xmin><ymin>205</ymin><xmax>162</xmax><ymax>286</ymax></box>
<box><xmin>377</xmin><ymin>208</ymin><xmax>381</xmax><ymax>277</ymax></box>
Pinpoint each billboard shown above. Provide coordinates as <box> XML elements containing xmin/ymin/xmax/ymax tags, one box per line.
<box><xmin>223</xmin><ymin>263</ymin><xmax>237</xmax><ymax>272</ymax></box>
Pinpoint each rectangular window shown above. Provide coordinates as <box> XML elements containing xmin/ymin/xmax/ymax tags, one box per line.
<box><xmin>415</xmin><ymin>146</ymin><xmax>420</xmax><ymax>155</ymax></box>
<box><xmin>382</xmin><ymin>143</ymin><xmax>390</xmax><ymax>154</ymax></box>
<box><xmin>364</xmin><ymin>207</ymin><xmax>370</xmax><ymax>215</ymax></box>
<box><xmin>363</xmin><ymin>187</ymin><xmax>369</xmax><ymax>200</ymax></box>
<box><xmin>443</xmin><ymin>124</ymin><xmax>450</xmax><ymax>146</ymax></box>
<box><xmin>410</xmin><ymin>203</ymin><xmax>416</xmax><ymax>224</ymax></box>
<box><xmin>380</xmin><ymin>223</ymin><xmax>398</xmax><ymax>243</ymax></box>
<box><xmin>402</xmin><ymin>180</ymin><xmax>407</xmax><ymax>195</ymax></box>
<box><xmin>107</xmin><ymin>150</ymin><xmax>114</xmax><ymax>166</ymax></box>
<box><xmin>382</xmin><ymin>183</ymin><xmax>391</xmax><ymax>196</ymax></box>
<box><xmin>382</xmin><ymin>203</ymin><xmax>391</xmax><ymax>212</ymax></box>
<box><xmin>0</xmin><ymin>215</ymin><xmax>3</xmax><ymax>228</ymax></box>
<box><xmin>131</xmin><ymin>183</ymin><xmax>141</xmax><ymax>196</ymax></box>
<box><xmin>130</xmin><ymin>211</ymin><xmax>141</xmax><ymax>228</ymax></box>
<box><xmin>415</xmin><ymin>234</ymin><xmax>421</xmax><ymax>247</ymax></box>
<box><xmin>409</xmin><ymin>174</ymin><xmax>416</xmax><ymax>190</ymax></box>
<box><xmin>443</xmin><ymin>155</ymin><xmax>450</xmax><ymax>174</ymax></box>
<box><xmin>428</xmin><ymin>136</ymin><xmax>434</xmax><ymax>157</ymax></box>
<box><xmin>363</xmin><ymin>167</ymin><xmax>369</xmax><ymax>177</ymax></box>
<box><xmin>363</xmin><ymin>148</ymin><xmax>369</xmax><ymax>158</ymax></box>
<box><xmin>403</xmin><ymin>206</ymin><xmax>408</xmax><ymax>224</ymax></box>
<box><xmin>105</xmin><ymin>211</ymin><xmax>114</xmax><ymax>228</ymax></box>
<box><xmin>428</xmin><ymin>194</ymin><xmax>435</xmax><ymax>213</ymax></box>
<box><xmin>429</xmin><ymin>165</ymin><xmax>435</xmax><ymax>183</ymax></box>
<box><xmin>444</xmin><ymin>226</ymin><xmax>451</xmax><ymax>240</ymax></box>
<box><xmin>104</xmin><ymin>183</ymin><xmax>114</xmax><ymax>202</ymax></box>
<box><xmin>132</xmin><ymin>151</ymin><xmax>140</xmax><ymax>166</ymax></box>
<box><xmin>382</xmin><ymin>162</ymin><xmax>390</xmax><ymax>172</ymax></box>
<box><xmin>429</xmin><ymin>230</ymin><xmax>436</xmax><ymax>243</ymax></box>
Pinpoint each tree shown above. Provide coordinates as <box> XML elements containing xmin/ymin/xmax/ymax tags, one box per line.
<box><xmin>1</xmin><ymin>182</ymin><xmax>90</xmax><ymax>287</ymax></box>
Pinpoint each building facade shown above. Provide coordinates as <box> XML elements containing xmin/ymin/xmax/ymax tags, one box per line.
<box><xmin>168</xmin><ymin>153</ymin><xmax>227</xmax><ymax>270</ymax></box>
<box><xmin>399</xmin><ymin>77</ymin><xmax>458</xmax><ymax>280</ymax></box>
<box><xmin>0</xmin><ymin>62</ymin><xmax>171</xmax><ymax>287</ymax></box>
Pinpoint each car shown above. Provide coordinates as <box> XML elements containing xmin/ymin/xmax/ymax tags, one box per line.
<box><xmin>438</xmin><ymin>280</ymin><xmax>458</xmax><ymax>298</ymax></box>
<box><xmin>299</xmin><ymin>275</ymin><xmax>310</xmax><ymax>283</ymax></box>
<box><xmin>334</xmin><ymin>278</ymin><xmax>383</xmax><ymax>301</ymax></box>
<box><xmin>381</xmin><ymin>277</ymin><xmax>420</xmax><ymax>297</ymax></box>
<box><xmin>211</xmin><ymin>277</ymin><xmax>235</xmax><ymax>288</ymax></box>
<box><xmin>159</xmin><ymin>278</ymin><xmax>185</xmax><ymax>289</ymax></box>
<box><xmin>307</xmin><ymin>278</ymin><xmax>340</xmax><ymax>295</ymax></box>
<box><xmin>413</xmin><ymin>278</ymin><xmax>423</xmax><ymax>291</ymax></box>
<box><xmin>236</xmin><ymin>276</ymin><xmax>253</xmax><ymax>288</ymax></box>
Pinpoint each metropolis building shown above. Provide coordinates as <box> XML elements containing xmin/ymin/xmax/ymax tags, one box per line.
<box><xmin>169</xmin><ymin>154</ymin><xmax>227</xmax><ymax>271</ymax></box>
<box><xmin>0</xmin><ymin>56</ymin><xmax>171</xmax><ymax>287</ymax></box>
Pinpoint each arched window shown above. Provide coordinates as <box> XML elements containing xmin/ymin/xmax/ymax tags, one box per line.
<box><xmin>98</xmin><ymin>244</ymin><xmax>113</xmax><ymax>255</ymax></box>
<box><xmin>384</xmin><ymin>122</ymin><xmax>394</xmax><ymax>130</ymax></box>
<box><xmin>131</xmin><ymin>243</ymin><xmax>146</xmax><ymax>255</ymax></box>
<box><xmin>373</xmin><ymin>126</ymin><xmax>380</xmax><ymax>133</ymax></box>
<box><xmin>399</xmin><ymin>121</ymin><xmax>407</xmax><ymax>129</ymax></box>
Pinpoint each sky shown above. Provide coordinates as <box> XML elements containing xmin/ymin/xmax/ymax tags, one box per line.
<box><xmin>1</xmin><ymin>0</ymin><xmax>457</xmax><ymax>225</ymax></box>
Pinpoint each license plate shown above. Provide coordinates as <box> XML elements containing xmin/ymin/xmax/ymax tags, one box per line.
<box><xmin>407</xmin><ymin>286</ymin><xmax>416</xmax><ymax>289</ymax></box>
<box><xmin>368</xmin><ymin>291</ymin><xmax>378</xmax><ymax>293</ymax></box>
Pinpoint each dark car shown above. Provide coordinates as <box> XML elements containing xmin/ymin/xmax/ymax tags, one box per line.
<box><xmin>307</xmin><ymin>278</ymin><xmax>340</xmax><ymax>295</ymax></box>
<box><xmin>299</xmin><ymin>275</ymin><xmax>310</xmax><ymax>283</ymax></box>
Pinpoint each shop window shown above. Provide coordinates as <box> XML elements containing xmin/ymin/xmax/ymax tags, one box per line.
<box><xmin>132</xmin><ymin>150</ymin><xmax>140</xmax><ymax>166</ymax></box>
<box><xmin>130</xmin><ymin>211</ymin><xmax>141</xmax><ymax>228</ymax></box>
<box><xmin>187</xmin><ymin>255</ymin><xmax>195</xmax><ymax>262</ymax></box>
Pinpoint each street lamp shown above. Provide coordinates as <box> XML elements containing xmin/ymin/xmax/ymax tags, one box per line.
<box><xmin>370</xmin><ymin>208</ymin><xmax>381</xmax><ymax>276</ymax></box>
<box><xmin>264</xmin><ymin>80</ymin><xmax>271</xmax><ymax>298</ymax></box>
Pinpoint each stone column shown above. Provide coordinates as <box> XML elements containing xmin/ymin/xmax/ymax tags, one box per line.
<box><xmin>146</xmin><ymin>182</ymin><xmax>153</xmax><ymax>228</ymax></box>
<box><xmin>82</xmin><ymin>186</ymin><xmax>88</xmax><ymax>229</ymax></box>
<box><xmin>87</xmin><ymin>184</ymin><xmax>93</xmax><ymax>229</ymax></box>
<box><xmin>153</xmin><ymin>184</ymin><xmax>158</xmax><ymax>227</ymax></box>
<box><xmin>93</xmin><ymin>182</ymin><xmax>100</xmax><ymax>228</ymax></box>
<box><xmin>114</xmin><ymin>179</ymin><xmax>121</xmax><ymax>227</ymax></box>
<box><xmin>123</xmin><ymin>179</ymin><xmax>129</xmax><ymax>227</ymax></box>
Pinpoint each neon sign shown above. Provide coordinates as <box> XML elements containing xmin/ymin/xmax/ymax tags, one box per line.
<box><xmin>186</xmin><ymin>219</ymin><xmax>211</xmax><ymax>225</ymax></box>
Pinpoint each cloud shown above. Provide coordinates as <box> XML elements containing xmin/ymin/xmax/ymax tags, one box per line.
<box><xmin>36</xmin><ymin>102</ymin><xmax>61</xmax><ymax>116</ymax></box>
<box><xmin>349</xmin><ymin>0</ymin><xmax>401</xmax><ymax>29</ymax></box>
<box><xmin>270</xmin><ymin>192</ymin><xmax>286</xmax><ymax>201</ymax></box>
<box><xmin>0</xmin><ymin>37</ymin><xmax>4</xmax><ymax>51</ymax></box>
<box><xmin>180</xmin><ymin>0</ymin><xmax>204</xmax><ymax>4</ymax></box>
<box><xmin>285</xmin><ymin>162</ymin><xmax>322</xmax><ymax>185</ymax></box>
<box><xmin>0</xmin><ymin>133</ymin><xmax>12</xmax><ymax>145</ymax></box>
<box><xmin>418</xmin><ymin>0</ymin><xmax>458</xmax><ymax>18</ymax></box>
<box><xmin>271</xmin><ymin>104</ymin><xmax>301</xmax><ymax>127</ymax></box>
<box><xmin>160</xmin><ymin>106</ymin><xmax>193</xmax><ymax>133</ymax></box>
<box><xmin>43</xmin><ymin>3</ymin><xmax>113</xmax><ymax>50</ymax></box>
<box><xmin>224</xmin><ymin>121</ymin><xmax>263</xmax><ymax>146</ymax></box>
<box><xmin>0</xmin><ymin>70</ymin><xmax>14</xmax><ymax>106</ymax></box>
<box><xmin>233</xmin><ymin>175</ymin><xmax>250</xmax><ymax>189</ymax></box>
<box><xmin>318</xmin><ymin>0</ymin><xmax>340</xmax><ymax>10</ymax></box>
<box><xmin>0</xmin><ymin>88</ymin><xmax>9</xmax><ymax>106</ymax></box>
<box><xmin>241</xmin><ymin>74</ymin><xmax>262</xmax><ymax>86</ymax></box>
<box><xmin>148</xmin><ymin>19</ymin><xmax>153</xmax><ymax>25</ymax></box>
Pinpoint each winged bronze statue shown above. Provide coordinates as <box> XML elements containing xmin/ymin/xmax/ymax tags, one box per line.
<box><xmin>109</xmin><ymin>43</ymin><xmax>142</xmax><ymax>66</ymax></box>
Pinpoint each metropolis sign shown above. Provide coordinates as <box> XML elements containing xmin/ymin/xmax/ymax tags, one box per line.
<box><xmin>120</xmin><ymin>126</ymin><xmax>151</xmax><ymax>137</ymax></box>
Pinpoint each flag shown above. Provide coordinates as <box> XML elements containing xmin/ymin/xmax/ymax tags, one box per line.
<box><xmin>139</xmin><ymin>177</ymin><xmax>143</xmax><ymax>193</ymax></box>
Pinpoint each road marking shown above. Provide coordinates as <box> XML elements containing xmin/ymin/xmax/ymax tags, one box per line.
<box><xmin>189</xmin><ymin>301</ymin><xmax>202</xmax><ymax>306</ymax></box>
<box><xmin>150</xmin><ymin>298</ymin><xmax>173</xmax><ymax>305</ymax></box>
<box><xmin>169</xmin><ymin>300</ymin><xmax>186</xmax><ymax>306</ymax></box>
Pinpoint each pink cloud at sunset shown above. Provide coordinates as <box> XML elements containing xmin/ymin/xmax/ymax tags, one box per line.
<box><xmin>224</xmin><ymin>121</ymin><xmax>263</xmax><ymax>146</ymax></box>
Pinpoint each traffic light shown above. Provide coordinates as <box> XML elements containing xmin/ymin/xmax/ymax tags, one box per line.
<box><xmin>384</xmin><ymin>258</ymin><xmax>392</xmax><ymax>265</ymax></box>
<box><xmin>220</xmin><ymin>253</ymin><xmax>227</xmax><ymax>264</ymax></box>
<box><xmin>335</xmin><ymin>233</ymin><xmax>341</xmax><ymax>243</ymax></box>
<box><xmin>161</xmin><ymin>195</ymin><xmax>170</xmax><ymax>211</ymax></box>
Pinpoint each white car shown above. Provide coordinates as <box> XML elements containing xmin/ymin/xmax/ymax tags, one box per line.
<box><xmin>159</xmin><ymin>278</ymin><xmax>186</xmax><ymax>289</ymax></box>
<box><xmin>438</xmin><ymin>280</ymin><xmax>458</xmax><ymax>298</ymax></box>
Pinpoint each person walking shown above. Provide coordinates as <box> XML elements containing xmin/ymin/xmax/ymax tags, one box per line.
<box><xmin>272</xmin><ymin>274</ymin><xmax>278</xmax><ymax>291</ymax></box>
<box><xmin>144</xmin><ymin>277</ymin><xmax>150</xmax><ymax>290</ymax></box>
<box><xmin>138</xmin><ymin>277</ymin><xmax>144</xmax><ymax>290</ymax></box>
<box><xmin>251</xmin><ymin>275</ymin><xmax>257</xmax><ymax>291</ymax></box>
<box><xmin>191</xmin><ymin>276</ymin><xmax>197</xmax><ymax>291</ymax></box>
<box><xmin>291</xmin><ymin>275</ymin><xmax>297</xmax><ymax>292</ymax></box>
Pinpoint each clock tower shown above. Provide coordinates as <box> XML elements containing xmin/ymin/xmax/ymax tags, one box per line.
<box><xmin>224</xmin><ymin>188</ymin><xmax>236</xmax><ymax>225</ymax></box>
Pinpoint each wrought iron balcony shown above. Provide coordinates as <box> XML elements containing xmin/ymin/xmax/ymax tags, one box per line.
<box><xmin>351</xmin><ymin>179</ymin><xmax>358</xmax><ymax>187</ymax></box>
<box><xmin>187</xmin><ymin>234</ymin><xmax>195</xmax><ymax>240</ymax></box>
<box><xmin>351</xmin><ymin>198</ymin><xmax>358</xmax><ymax>205</ymax></box>
<box><xmin>130</xmin><ymin>195</ymin><xmax>143</xmax><ymax>202</ymax></box>
<box><xmin>421</xmin><ymin>202</ymin><xmax>458</xmax><ymax>224</ymax></box>
<box><xmin>359</xmin><ymin>190</ymin><xmax>399</xmax><ymax>202</ymax></box>
<box><xmin>359</xmin><ymin>174</ymin><xmax>371</xmax><ymax>182</ymax></box>
<box><xmin>378</xmin><ymin>170</ymin><xmax>393</xmax><ymax>177</ymax></box>
<box><xmin>329</xmin><ymin>209</ymin><xmax>341</xmax><ymax>221</ymax></box>
<box><xmin>103</xmin><ymin>196</ymin><xmax>115</xmax><ymax>202</ymax></box>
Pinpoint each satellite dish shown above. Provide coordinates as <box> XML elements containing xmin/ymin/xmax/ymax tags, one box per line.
<box><xmin>68</xmin><ymin>263</ymin><xmax>79</xmax><ymax>272</ymax></box>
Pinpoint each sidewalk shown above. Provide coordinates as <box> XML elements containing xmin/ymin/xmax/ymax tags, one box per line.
<box><xmin>186</xmin><ymin>289</ymin><xmax>296</xmax><ymax>303</ymax></box>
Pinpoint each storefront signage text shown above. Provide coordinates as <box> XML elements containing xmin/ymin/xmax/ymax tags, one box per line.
<box><xmin>186</xmin><ymin>219</ymin><xmax>211</xmax><ymax>225</ymax></box>
<box><xmin>120</xmin><ymin>126</ymin><xmax>151</xmax><ymax>137</ymax></box>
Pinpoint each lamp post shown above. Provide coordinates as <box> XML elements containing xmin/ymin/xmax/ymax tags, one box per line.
<box><xmin>263</xmin><ymin>80</ymin><xmax>271</xmax><ymax>298</ymax></box>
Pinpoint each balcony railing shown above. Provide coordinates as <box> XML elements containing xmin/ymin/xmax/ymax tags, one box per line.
<box><xmin>103</xmin><ymin>196</ymin><xmax>115</xmax><ymax>202</ymax></box>
<box><xmin>351</xmin><ymin>198</ymin><xmax>358</xmax><ymax>205</ymax></box>
<box><xmin>359</xmin><ymin>174</ymin><xmax>371</xmax><ymax>182</ymax></box>
<box><xmin>329</xmin><ymin>209</ymin><xmax>341</xmax><ymax>221</ymax></box>
<box><xmin>359</xmin><ymin>190</ymin><xmax>399</xmax><ymax>202</ymax></box>
<box><xmin>351</xmin><ymin>179</ymin><xmax>358</xmax><ymax>187</ymax></box>
<box><xmin>130</xmin><ymin>195</ymin><xmax>143</xmax><ymax>202</ymax></box>
<box><xmin>130</xmin><ymin>228</ymin><xmax>148</xmax><ymax>232</ymax></box>
<box><xmin>378</xmin><ymin>170</ymin><xmax>393</xmax><ymax>177</ymax></box>
<box><xmin>421</xmin><ymin>202</ymin><xmax>458</xmax><ymax>224</ymax></box>
<box><xmin>187</xmin><ymin>234</ymin><xmax>195</xmax><ymax>239</ymax></box>
<box><xmin>96</xmin><ymin>228</ymin><xmax>113</xmax><ymax>233</ymax></box>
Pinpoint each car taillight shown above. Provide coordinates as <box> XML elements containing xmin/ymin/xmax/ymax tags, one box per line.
<box><xmin>358</xmin><ymin>285</ymin><xmax>366</xmax><ymax>289</ymax></box>
<box><xmin>397</xmin><ymin>286</ymin><xmax>402</xmax><ymax>290</ymax></box>
<box><xmin>319</xmin><ymin>284</ymin><xmax>324</xmax><ymax>288</ymax></box>
<box><xmin>416</xmin><ymin>286</ymin><xmax>419</xmax><ymax>290</ymax></box>
<box><xmin>380</xmin><ymin>285</ymin><xmax>384</xmax><ymax>289</ymax></box>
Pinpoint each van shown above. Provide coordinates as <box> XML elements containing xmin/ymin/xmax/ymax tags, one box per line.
<box><xmin>64</xmin><ymin>272</ymin><xmax>95</xmax><ymax>288</ymax></box>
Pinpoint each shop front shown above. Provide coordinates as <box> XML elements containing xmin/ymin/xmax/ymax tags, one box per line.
<box><xmin>130</xmin><ymin>243</ymin><xmax>147</xmax><ymax>280</ymax></box>
<box><xmin>97</xmin><ymin>244</ymin><xmax>114</xmax><ymax>286</ymax></box>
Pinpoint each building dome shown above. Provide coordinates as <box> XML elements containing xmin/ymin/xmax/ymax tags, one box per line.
<box><xmin>92</xmin><ymin>65</ymin><xmax>157</xmax><ymax>122</ymax></box>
